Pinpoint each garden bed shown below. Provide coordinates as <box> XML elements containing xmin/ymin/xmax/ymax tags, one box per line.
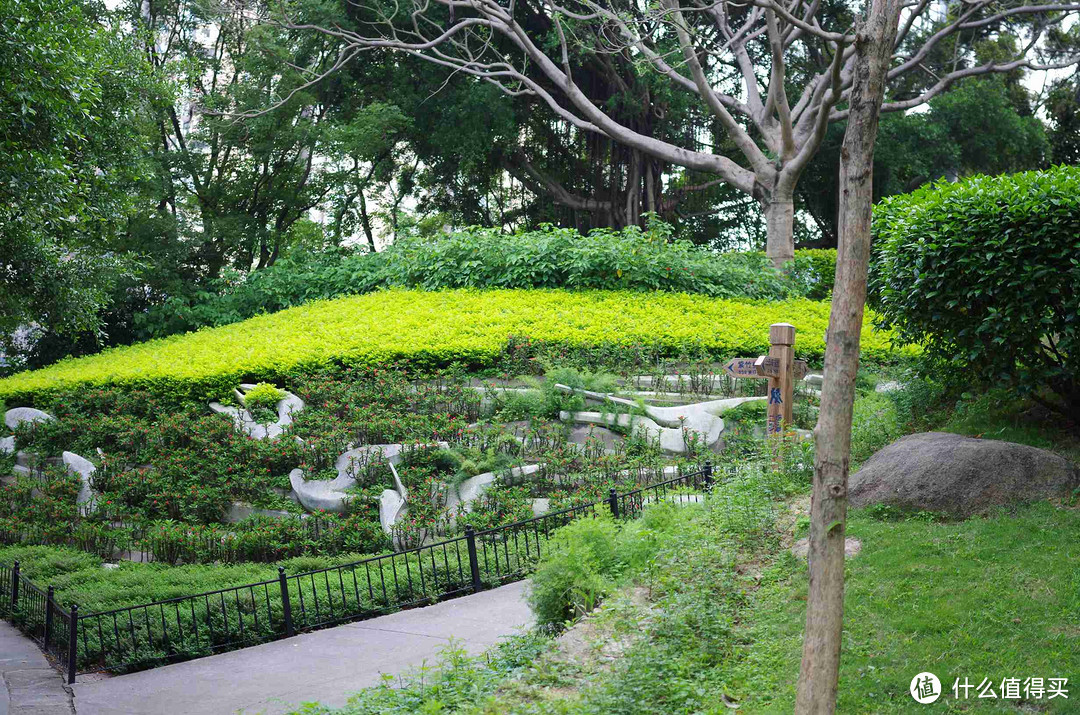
<box><xmin>0</xmin><ymin>288</ymin><xmax>907</xmax><ymax>404</ymax></box>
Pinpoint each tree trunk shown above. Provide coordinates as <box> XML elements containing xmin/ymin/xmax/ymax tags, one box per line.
<box><xmin>764</xmin><ymin>193</ymin><xmax>795</xmax><ymax>268</ymax></box>
<box><xmin>793</xmin><ymin>0</ymin><xmax>902</xmax><ymax>712</ymax></box>
<box><xmin>358</xmin><ymin>190</ymin><xmax>376</xmax><ymax>252</ymax></box>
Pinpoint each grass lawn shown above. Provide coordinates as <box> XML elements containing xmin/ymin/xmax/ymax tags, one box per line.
<box><xmin>726</xmin><ymin>502</ymin><xmax>1080</xmax><ymax>713</ymax></box>
<box><xmin>299</xmin><ymin>499</ymin><xmax>1079</xmax><ymax>714</ymax></box>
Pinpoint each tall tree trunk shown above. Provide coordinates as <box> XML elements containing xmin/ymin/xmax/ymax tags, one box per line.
<box><xmin>358</xmin><ymin>191</ymin><xmax>376</xmax><ymax>252</ymax></box>
<box><xmin>764</xmin><ymin>192</ymin><xmax>796</xmax><ymax>267</ymax></box>
<box><xmin>794</xmin><ymin>0</ymin><xmax>902</xmax><ymax>712</ymax></box>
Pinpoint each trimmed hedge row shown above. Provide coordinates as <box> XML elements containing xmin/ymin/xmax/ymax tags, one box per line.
<box><xmin>0</xmin><ymin>289</ymin><xmax>902</xmax><ymax>404</ymax></box>
<box><xmin>142</xmin><ymin>221</ymin><xmax>837</xmax><ymax>339</ymax></box>
<box><xmin>871</xmin><ymin>166</ymin><xmax>1079</xmax><ymax>414</ymax></box>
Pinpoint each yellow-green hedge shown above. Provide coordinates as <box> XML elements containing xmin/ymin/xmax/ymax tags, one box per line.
<box><xmin>0</xmin><ymin>289</ymin><xmax>906</xmax><ymax>404</ymax></box>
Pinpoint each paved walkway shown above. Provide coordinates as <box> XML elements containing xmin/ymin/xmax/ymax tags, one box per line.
<box><xmin>0</xmin><ymin>621</ymin><xmax>74</xmax><ymax>715</ymax></box>
<box><xmin>71</xmin><ymin>581</ymin><xmax>533</xmax><ymax>715</ymax></box>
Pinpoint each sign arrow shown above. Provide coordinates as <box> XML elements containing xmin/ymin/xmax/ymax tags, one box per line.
<box><xmin>723</xmin><ymin>358</ymin><xmax>766</xmax><ymax>379</ymax></box>
<box><xmin>754</xmin><ymin>357</ymin><xmax>809</xmax><ymax>380</ymax></box>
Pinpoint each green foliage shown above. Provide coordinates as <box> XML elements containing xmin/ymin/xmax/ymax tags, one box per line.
<box><xmin>528</xmin><ymin>515</ymin><xmax>622</xmax><ymax>627</ymax></box>
<box><xmin>244</xmin><ymin>383</ymin><xmax>286</xmax><ymax>412</ymax></box>
<box><xmin>783</xmin><ymin>249</ymin><xmax>836</xmax><ymax>300</ymax></box>
<box><xmin>848</xmin><ymin>391</ymin><xmax>902</xmax><ymax>468</ymax></box>
<box><xmin>378</xmin><ymin>221</ymin><xmax>790</xmax><ymax>298</ymax></box>
<box><xmin>720</xmin><ymin>400</ymin><xmax>768</xmax><ymax>426</ymax></box>
<box><xmin>0</xmin><ymin>289</ymin><xmax>904</xmax><ymax>403</ymax></box>
<box><xmin>707</xmin><ymin>471</ymin><xmax>782</xmax><ymax>550</ymax></box>
<box><xmin>290</xmin><ymin>633</ymin><xmax>552</xmax><ymax>715</ymax></box>
<box><xmin>527</xmin><ymin>502</ymin><xmax>707</xmax><ymax>630</ymax></box>
<box><xmin>0</xmin><ymin>545</ymin><xmax>389</xmax><ymax>614</ymax></box>
<box><xmin>141</xmin><ymin>223</ymin><xmax>840</xmax><ymax>338</ymax></box>
<box><xmin>939</xmin><ymin>388</ymin><xmax>1080</xmax><ymax>464</ymax></box>
<box><xmin>799</xmin><ymin>75</ymin><xmax>1049</xmax><ymax>245</ymax></box>
<box><xmin>886</xmin><ymin>372</ymin><xmax>951</xmax><ymax>432</ymax></box>
<box><xmin>0</xmin><ymin>0</ymin><xmax>150</xmax><ymax>345</ymax></box>
<box><xmin>871</xmin><ymin>167</ymin><xmax>1080</xmax><ymax>417</ymax></box>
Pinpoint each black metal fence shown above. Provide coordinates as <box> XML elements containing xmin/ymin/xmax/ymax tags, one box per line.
<box><xmin>2</xmin><ymin>463</ymin><xmax>714</xmax><ymax>682</ymax></box>
<box><xmin>0</xmin><ymin>560</ymin><xmax>76</xmax><ymax>682</ymax></box>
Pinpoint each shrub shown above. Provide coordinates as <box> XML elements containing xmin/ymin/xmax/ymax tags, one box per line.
<box><xmin>0</xmin><ymin>289</ymin><xmax>905</xmax><ymax>404</ymax></box>
<box><xmin>137</xmin><ymin>222</ymin><xmax>842</xmax><ymax>338</ymax></box>
<box><xmin>528</xmin><ymin>515</ymin><xmax>621</xmax><ymax>627</ymax></box>
<box><xmin>378</xmin><ymin>221</ymin><xmax>791</xmax><ymax>299</ymax></box>
<box><xmin>871</xmin><ymin>167</ymin><xmax>1080</xmax><ymax>418</ymax></box>
<box><xmin>746</xmin><ymin>247</ymin><xmax>836</xmax><ymax>300</ymax></box>
<box><xmin>243</xmin><ymin>383</ymin><xmax>286</xmax><ymax>412</ymax></box>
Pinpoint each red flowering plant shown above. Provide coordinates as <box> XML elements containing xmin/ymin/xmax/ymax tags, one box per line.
<box><xmin>0</xmin><ymin>466</ymin><xmax>81</xmax><ymax>543</ymax></box>
<box><xmin>454</xmin><ymin>484</ymin><xmax>533</xmax><ymax>533</ymax></box>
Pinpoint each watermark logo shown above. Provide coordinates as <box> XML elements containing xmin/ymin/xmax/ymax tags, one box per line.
<box><xmin>910</xmin><ymin>672</ymin><xmax>942</xmax><ymax>704</ymax></box>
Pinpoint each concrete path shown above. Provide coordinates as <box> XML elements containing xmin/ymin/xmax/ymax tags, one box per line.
<box><xmin>71</xmin><ymin>581</ymin><xmax>533</xmax><ymax>715</ymax></box>
<box><xmin>0</xmin><ymin>621</ymin><xmax>74</xmax><ymax>715</ymax></box>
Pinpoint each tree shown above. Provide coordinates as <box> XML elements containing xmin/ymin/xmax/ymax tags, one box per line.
<box><xmin>0</xmin><ymin>0</ymin><xmax>149</xmax><ymax>353</ymax></box>
<box><xmin>798</xmin><ymin>73</ymin><xmax>1049</xmax><ymax>246</ymax></box>
<box><xmin>1044</xmin><ymin>23</ymin><xmax>1080</xmax><ymax>164</ymax></box>
<box><xmin>280</xmin><ymin>0</ymin><xmax>1080</xmax><ymax>265</ymax></box>
<box><xmin>795</xmin><ymin>0</ymin><xmax>901</xmax><ymax>708</ymax></box>
<box><xmin>127</xmin><ymin>0</ymin><xmax>361</xmax><ymax>277</ymax></box>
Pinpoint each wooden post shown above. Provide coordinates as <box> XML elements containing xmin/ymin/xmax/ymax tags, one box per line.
<box><xmin>767</xmin><ymin>323</ymin><xmax>796</xmax><ymax>436</ymax></box>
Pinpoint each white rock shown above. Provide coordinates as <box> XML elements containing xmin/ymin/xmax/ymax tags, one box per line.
<box><xmin>555</xmin><ymin>386</ymin><xmax>766</xmax><ymax>455</ymax></box>
<box><xmin>62</xmin><ymin>451</ymin><xmax>96</xmax><ymax>505</ymax></box>
<box><xmin>209</xmin><ymin>387</ymin><xmax>304</xmax><ymax>440</ymax></box>
<box><xmin>289</xmin><ymin>468</ymin><xmax>353</xmax><ymax>513</ymax></box>
<box><xmin>0</xmin><ymin>435</ymin><xmax>14</xmax><ymax>455</ymax></box>
<box><xmin>4</xmin><ymin>407</ymin><xmax>53</xmax><ymax>431</ymax></box>
<box><xmin>379</xmin><ymin>489</ymin><xmax>405</xmax><ymax>533</ymax></box>
<box><xmin>448</xmin><ymin>464</ymin><xmax>543</xmax><ymax>513</ymax></box>
<box><xmin>288</xmin><ymin>442</ymin><xmax>443</xmax><ymax>515</ymax></box>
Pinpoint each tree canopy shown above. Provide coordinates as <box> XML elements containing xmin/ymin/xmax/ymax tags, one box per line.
<box><xmin>2</xmin><ymin>0</ymin><xmax>1077</xmax><ymax>370</ymax></box>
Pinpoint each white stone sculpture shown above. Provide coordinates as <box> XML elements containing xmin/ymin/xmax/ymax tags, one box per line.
<box><xmin>209</xmin><ymin>384</ymin><xmax>304</xmax><ymax>440</ymax></box>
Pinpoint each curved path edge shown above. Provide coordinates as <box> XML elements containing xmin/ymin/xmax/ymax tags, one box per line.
<box><xmin>0</xmin><ymin>620</ymin><xmax>74</xmax><ymax>715</ymax></box>
<box><xmin>70</xmin><ymin>580</ymin><xmax>533</xmax><ymax>715</ymax></box>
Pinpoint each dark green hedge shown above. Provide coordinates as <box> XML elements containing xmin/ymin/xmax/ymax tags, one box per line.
<box><xmin>139</xmin><ymin>222</ymin><xmax>836</xmax><ymax>338</ymax></box>
<box><xmin>871</xmin><ymin>166</ymin><xmax>1080</xmax><ymax>416</ymax></box>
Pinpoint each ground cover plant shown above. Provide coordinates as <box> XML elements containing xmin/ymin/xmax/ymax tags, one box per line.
<box><xmin>290</xmin><ymin>438</ymin><xmax>813</xmax><ymax>715</ymax></box>
<box><xmin>3</xmin><ymin>366</ymin><xmax>682</xmax><ymax>571</ymax></box>
<box><xmin>0</xmin><ymin>288</ymin><xmax>904</xmax><ymax>404</ymax></box>
<box><xmin>3</xmin><ymin>325</ymin><xmax>1014</xmax><ymax>684</ymax></box>
<box><xmin>723</xmin><ymin>501</ymin><xmax>1080</xmax><ymax>713</ymax></box>
<box><xmin>2</xmin><ymin>354</ymin><xmax>769</xmax><ymax>614</ymax></box>
<box><xmin>144</xmin><ymin>220</ymin><xmax>837</xmax><ymax>338</ymax></box>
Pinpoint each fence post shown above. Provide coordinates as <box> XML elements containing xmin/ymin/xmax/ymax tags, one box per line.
<box><xmin>465</xmin><ymin>526</ymin><xmax>483</xmax><ymax>594</ymax></box>
<box><xmin>67</xmin><ymin>604</ymin><xmax>78</xmax><ymax>685</ymax></box>
<box><xmin>703</xmin><ymin>460</ymin><xmax>714</xmax><ymax>492</ymax></box>
<box><xmin>44</xmin><ymin>586</ymin><xmax>55</xmax><ymax>650</ymax></box>
<box><xmin>10</xmin><ymin>560</ymin><xmax>18</xmax><ymax>608</ymax></box>
<box><xmin>608</xmin><ymin>488</ymin><xmax>620</xmax><ymax>518</ymax></box>
<box><xmin>278</xmin><ymin>567</ymin><xmax>295</xmax><ymax>637</ymax></box>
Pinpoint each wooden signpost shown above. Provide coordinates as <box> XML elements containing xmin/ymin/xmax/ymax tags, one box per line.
<box><xmin>721</xmin><ymin>323</ymin><xmax>801</xmax><ymax>437</ymax></box>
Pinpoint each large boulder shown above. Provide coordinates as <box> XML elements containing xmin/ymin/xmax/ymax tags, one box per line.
<box><xmin>4</xmin><ymin>407</ymin><xmax>53</xmax><ymax>432</ymax></box>
<box><xmin>850</xmin><ymin>432</ymin><xmax>1080</xmax><ymax>517</ymax></box>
